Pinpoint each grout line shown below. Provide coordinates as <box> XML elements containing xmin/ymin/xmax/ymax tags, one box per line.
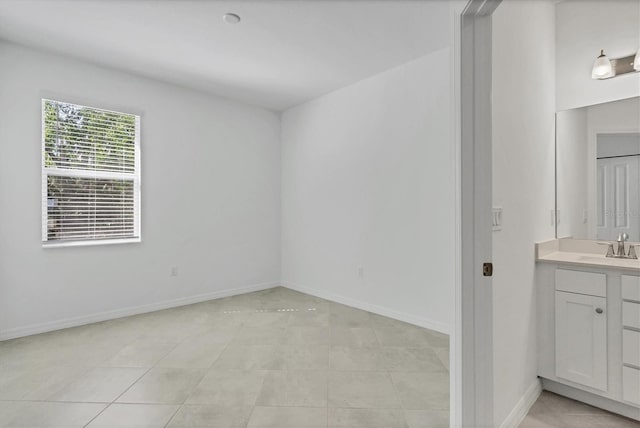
<box><xmin>81</xmin><ymin>402</ymin><xmax>110</xmax><ymax>428</ymax></box>
<box><xmin>162</xmin><ymin>403</ymin><xmax>183</xmax><ymax>428</ymax></box>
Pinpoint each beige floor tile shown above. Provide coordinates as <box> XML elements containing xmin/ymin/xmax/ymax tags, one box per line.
<box><xmin>47</xmin><ymin>367</ymin><xmax>147</xmax><ymax>403</ymax></box>
<box><xmin>247</xmin><ymin>406</ymin><xmax>327</xmax><ymax>428</ymax></box>
<box><xmin>136</xmin><ymin>321</ymin><xmax>211</xmax><ymax>343</ymax></box>
<box><xmin>519</xmin><ymin>413</ymin><xmax>566</xmax><ymax>428</ymax></box>
<box><xmin>185</xmin><ymin>370</ymin><xmax>266</xmax><ymax>406</ymax></box>
<box><xmin>380</xmin><ymin>347</ymin><xmax>447</xmax><ymax>372</ymax></box>
<box><xmin>370</xmin><ymin>314</ymin><xmax>416</xmax><ymax>330</ymax></box>
<box><xmin>195</xmin><ymin>312</ymin><xmax>249</xmax><ymax>329</ymax></box>
<box><xmin>155</xmin><ymin>340</ymin><xmax>225</xmax><ymax>369</ymax></box>
<box><xmin>256</xmin><ymin>370</ymin><xmax>328</xmax><ymax>407</ymax></box>
<box><xmin>422</xmin><ymin>330</ymin><xmax>449</xmax><ymax>348</ymax></box>
<box><xmin>0</xmin><ymin>401</ymin><xmax>31</xmax><ymax>426</ymax></box>
<box><xmin>374</xmin><ymin>327</ymin><xmax>435</xmax><ymax>348</ymax></box>
<box><xmin>212</xmin><ymin>345</ymin><xmax>277</xmax><ymax>370</ymax></box>
<box><xmin>233</xmin><ymin>327</ymin><xmax>287</xmax><ymax>345</ymax></box>
<box><xmin>193</xmin><ymin>327</ymin><xmax>239</xmax><ymax>345</ymax></box>
<box><xmin>330</xmin><ymin>327</ymin><xmax>380</xmax><ymax>347</ymax></box>
<box><xmin>329</xmin><ymin>346</ymin><xmax>384</xmax><ymax>371</ymax></box>
<box><xmin>390</xmin><ymin>372</ymin><xmax>449</xmax><ymax>410</ymax></box>
<box><xmin>559</xmin><ymin>414</ymin><xmax>640</xmax><ymax>427</ymax></box>
<box><xmin>105</xmin><ymin>340</ymin><xmax>177</xmax><ymax>368</ymax></box>
<box><xmin>328</xmin><ymin>371</ymin><xmax>400</xmax><ymax>408</ymax></box>
<box><xmin>3</xmin><ymin>402</ymin><xmax>106</xmax><ymax>427</ymax></box>
<box><xmin>1</xmin><ymin>288</ymin><xmax>450</xmax><ymax>428</ymax></box>
<box><xmin>520</xmin><ymin>392</ymin><xmax>640</xmax><ymax>427</ymax></box>
<box><xmin>288</xmin><ymin>312</ymin><xmax>330</xmax><ymax>328</ymax></box>
<box><xmin>0</xmin><ymin>365</ymin><xmax>88</xmax><ymax>400</ymax></box>
<box><xmin>328</xmin><ymin>408</ymin><xmax>408</xmax><ymax>428</ymax></box>
<box><xmin>166</xmin><ymin>404</ymin><xmax>253</xmax><ymax>428</ymax></box>
<box><xmin>434</xmin><ymin>348</ymin><xmax>449</xmax><ymax>371</ymax></box>
<box><xmin>86</xmin><ymin>403</ymin><xmax>179</xmax><ymax>427</ymax></box>
<box><xmin>329</xmin><ymin>304</ymin><xmax>372</xmax><ymax>328</ymax></box>
<box><xmin>117</xmin><ymin>368</ymin><xmax>205</xmax><ymax>404</ymax></box>
<box><xmin>282</xmin><ymin>327</ymin><xmax>330</xmax><ymax>345</ymax></box>
<box><xmin>538</xmin><ymin>392</ymin><xmax>607</xmax><ymax>416</ymax></box>
<box><xmin>404</xmin><ymin>410</ymin><xmax>450</xmax><ymax>428</ymax></box>
<box><xmin>245</xmin><ymin>312</ymin><xmax>291</xmax><ymax>327</ymax></box>
<box><xmin>266</xmin><ymin>345</ymin><xmax>330</xmax><ymax>370</ymax></box>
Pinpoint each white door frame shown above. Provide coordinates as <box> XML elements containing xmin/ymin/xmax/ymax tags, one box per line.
<box><xmin>456</xmin><ymin>0</ymin><xmax>501</xmax><ymax>426</ymax></box>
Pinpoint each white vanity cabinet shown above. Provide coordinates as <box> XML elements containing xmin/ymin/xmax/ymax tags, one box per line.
<box><xmin>554</xmin><ymin>270</ymin><xmax>607</xmax><ymax>391</ymax></box>
<box><xmin>622</xmin><ymin>275</ymin><xmax>640</xmax><ymax>406</ymax></box>
<box><xmin>555</xmin><ymin>291</ymin><xmax>607</xmax><ymax>390</ymax></box>
<box><xmin>536</xmin><ymin>262</ymin><xmax>640</xmax><ymax>420</ymax></box>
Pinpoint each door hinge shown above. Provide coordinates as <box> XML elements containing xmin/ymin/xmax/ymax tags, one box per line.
<box><xmin>483</xmin><ymin>262</ymin><xmax>493</xmax><ymax>277</ymax></box>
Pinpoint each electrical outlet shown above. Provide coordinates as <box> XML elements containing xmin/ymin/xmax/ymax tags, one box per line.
<box><xmin>171</xmin><ymin>266</ymin><xmax>179</xmax><ymax>277</ymax></box>
<box><xmin>357</xmin><ymin>266</ymin><xmax>364</xmax><ymax>279</ymax></box>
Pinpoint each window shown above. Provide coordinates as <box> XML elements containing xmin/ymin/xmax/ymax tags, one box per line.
<box><xmin>42</xmin><ymin>99</ymin><xmax>140</xmax><ymax>245</ymax></box>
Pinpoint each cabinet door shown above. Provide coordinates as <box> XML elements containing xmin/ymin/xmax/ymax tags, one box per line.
<box><xmin>555</xmin><ymin>291</ymin><xmax>608</xmax><ymax>391</ymax></box>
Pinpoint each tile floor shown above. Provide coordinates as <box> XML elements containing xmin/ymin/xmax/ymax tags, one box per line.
<box><xmin>0</xmin><ymin>287</ymin><xmax>449</xmax><ymax>428</ymax></box>
<box><xmin>520</xmin><ymin>391</ymin><xmax>640</xmax><ymax>428</ymax></box>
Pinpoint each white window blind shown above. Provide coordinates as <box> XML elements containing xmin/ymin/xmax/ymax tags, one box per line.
<box><xmin>42</xmin><ymin>99</ymin><xmax>140</xmax><ymax>245</ymax></box>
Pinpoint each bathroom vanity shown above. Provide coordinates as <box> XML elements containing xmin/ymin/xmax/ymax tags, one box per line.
<box><xmin>534</xmin><ymin>95</ymin><xmax>640</xmax><ymax>419</ymax></box>
<box><xmin>536</xmin><ymin>239</ymin><xmax>640</xmax><ymax>420</ymax></box>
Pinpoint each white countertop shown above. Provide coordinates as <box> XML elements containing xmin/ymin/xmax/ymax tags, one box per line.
<box><xmin>536</xmin><ymin>239</ymin><xmax>640</xmax><ymax>272</ymax></box>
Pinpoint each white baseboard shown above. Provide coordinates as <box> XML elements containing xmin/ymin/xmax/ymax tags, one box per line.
<box><xmin>282</xmin><ymin>281</ymin><xmax>452</xmax><ymax>335</ymax></box>
<box><xmin>499</xmin><ymin>379</ymin><xmax>542</xmax><ymax>428</ymax></box>
<box><xmin>0</xmin><ymin>281</ymin><xmax>279</xmax><ymax>341</ymax></box>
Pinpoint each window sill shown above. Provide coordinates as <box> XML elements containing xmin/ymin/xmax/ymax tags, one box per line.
<box><xmin>42</xmin><ymin>237</ymin><xmax>141</xmax><ymax>249</ymax></box>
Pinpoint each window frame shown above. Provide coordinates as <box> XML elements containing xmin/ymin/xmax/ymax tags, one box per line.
<box><xmin>41</xmin><ymin>99</ymin><xmax>142</xmax><ymax>248</ymax></box>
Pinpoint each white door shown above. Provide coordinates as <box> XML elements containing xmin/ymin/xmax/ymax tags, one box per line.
<box><xmin>597</xmin><ymin>156</ymin><xmax>640</xmax><ymax>241</ymax></box>
<box><xmin>555</xmin><ymin>291</ymin><xmax>607</xmax><ymax>391</ymax></box>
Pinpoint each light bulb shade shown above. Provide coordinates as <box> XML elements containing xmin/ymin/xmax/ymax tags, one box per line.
<box><xmin>634</xmin><ymin>49</ymin><xmax>640</xmax><ymax>72</ymax></box>
<box><xmin>592</xmin><ymin>50</ymin><xmax>614</xmax><ymax>79</ymax></box>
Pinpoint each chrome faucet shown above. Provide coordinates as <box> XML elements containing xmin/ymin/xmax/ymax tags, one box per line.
<box><xmin>616</xmin><ymin>233</ymin><xmax>628</xmax><ymax>257</ymax></box>
<box><xmin>604</xmin><ymin>233</ymin><xmax>638</xmax><ymax>259</ymax></box>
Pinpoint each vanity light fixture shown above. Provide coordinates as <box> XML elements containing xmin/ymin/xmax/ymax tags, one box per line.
<box><xmin>592</xmin><ymin>48</ymin><xmax>640</xmax><ymax>80</ymax></box>
<box><xmin>592</xmin><ymin>50</ymin><xmax>614</xmax><ymax>79</ymax></box>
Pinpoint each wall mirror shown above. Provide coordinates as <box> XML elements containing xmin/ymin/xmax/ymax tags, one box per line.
<box><xmin>556</xmin><ymin>96</ymin><xmax>640</xmax><ymax>241</ymax></box>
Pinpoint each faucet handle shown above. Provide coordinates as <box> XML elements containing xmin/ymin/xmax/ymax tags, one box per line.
<box><xmin>607</xmin><ymin>243</ymin><xmax>615</xmax><ymax>257</ymax></box>
<box><xmin>598</xmin><ymin>241</ymin><xmax>615</xmax><ymax>257</ymax></box>
<box><xmin>628</xmin><ymin>245</ymin><xmax>637</xmax><ymax>259</ymax></box>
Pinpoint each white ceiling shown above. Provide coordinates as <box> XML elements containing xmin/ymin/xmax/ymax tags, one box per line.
<box><xmin>0</xmin><ymin>0</ymin><xmax>451</xmax><ymax>111</ymax></box>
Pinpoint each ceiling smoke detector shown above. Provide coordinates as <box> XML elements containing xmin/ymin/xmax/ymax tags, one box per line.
<box><xmin>223</xmin><ymin>13</ymin><xmax>241</xmax><ymax>24</ymax></box>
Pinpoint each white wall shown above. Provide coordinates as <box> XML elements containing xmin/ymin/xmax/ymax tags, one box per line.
<box><xmin>280</xmin><ymin>49</ymin><xmax>454</xmax><ymax>333</ymax></box>
<box><xmin>0</xmin><ymin>42</ymin><xmax>282</xmax><ymax>339</ymax></box>
<box><xmin>556</xmin><ymin>0</ymin><xmax>640</xmax><ymax>111</ymax></box>
<box><xmin>492</xmin><ymin>1</ymin><xmax>557</xmax><ymax>426</ymax></box>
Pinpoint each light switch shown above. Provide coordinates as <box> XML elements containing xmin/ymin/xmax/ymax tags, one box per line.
<box><xmin>492</xmin><ymin>207</ymin><xmax>503</xmax><ymax>231</ymax></box>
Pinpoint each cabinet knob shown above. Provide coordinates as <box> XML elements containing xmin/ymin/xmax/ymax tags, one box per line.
<box><xmin>595</xmin><ymin>308</ymin><xmax>604</xmax><ymax>314</ymax></box>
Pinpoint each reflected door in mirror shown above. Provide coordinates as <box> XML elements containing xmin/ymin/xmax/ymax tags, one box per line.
<box><xmin>596</xmin><ymin>139</ymin><xmax>640</xmax><ymax>241</ymax></box>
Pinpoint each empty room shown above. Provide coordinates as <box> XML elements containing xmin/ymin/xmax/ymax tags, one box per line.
<box><xmin>3</xmin><ymin>1</ymin><xmax>640</xmax><ymax>428</ymax></box>
<box><xmin>0</xmin><ymin>1</ymin><xmax>454</xmax><ymax>427</ymax></box>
